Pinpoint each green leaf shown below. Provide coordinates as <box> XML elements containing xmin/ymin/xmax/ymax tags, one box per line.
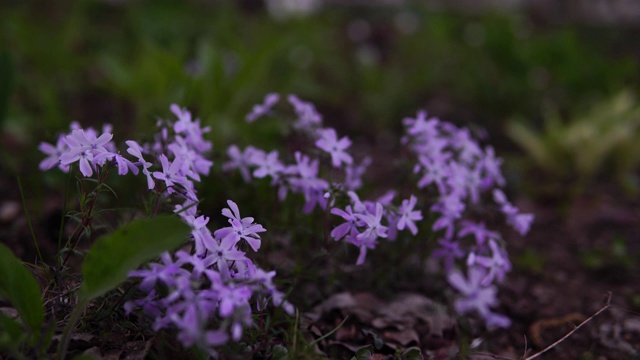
<box><xmin>0</xmin><ymin>50</ymin><xmax>13</xmax><ymax>128</ymax></box>
<box><xmin>351</xmin><ymin>345</ymin><xmax>373</xmax><ymax>360</ymax></box>
<box><xmin>402</xmin><ymin>346</ymin><xmax>424</xmax><ymax>360</ymax></box>
<box><xmin>271</xmin><ymin>344</ymin><xmax>288</xmax><ymax>360</ymax></box>
<box><xmin>0</xmin><ymin>243</ymin><xmax>43</xmax><ymax>336</ymax></box>
<box><xmin>79</xmin><ymin>215</ymin><xmax>190</xmax><ymax>300</ymax></box>
<box><xmin>0</xmin><ymin>312</ymin><xmax>25</xmax><ymax>349</ymax></box>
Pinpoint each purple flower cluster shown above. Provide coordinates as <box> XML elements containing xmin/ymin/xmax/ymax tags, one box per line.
<box><xmin>39</xmin><ymin>105</ymin><xmax>292</xmax><ymax>357</ymax></box>
<box><xmin>226</xmin><ymin>96</ymin><xmax>534</xmax><ymax>329</ymax></box>
<box><xmin>228</xmin><ymin>95</ymin><xmax>425</xmax><ymax>268</ymax></box>
<box><xmin>224</xmin><ymin>95</ymin><xmax>371</xmax><ymax>215</ymax></box>
<box><xmin>330</xmin><ymin>192</ymin><xmax>424</xmax><ymax>265</ymax></box>
<box><xmin>402</xmin><ymin>110</ymin><xmax>534</xmax><ymax>327</ymax></box>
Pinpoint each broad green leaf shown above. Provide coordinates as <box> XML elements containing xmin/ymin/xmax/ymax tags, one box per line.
<box><xmin>0</xmin><ymin>243</ymin><xmax>43</xmax><ymax>335</ymax></box>
<box><xmin>79</xmin><ymin>215</ymin><xmax>190</xmax><ymax>300</ymax></box>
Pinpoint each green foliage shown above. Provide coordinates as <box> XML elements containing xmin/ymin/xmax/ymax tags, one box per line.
<box><xmin>0</xmin><ymin>49</ymin><xmax>13</xmax><ymax>128</ymax></box>
<box><xmin>0</xmin><ymin>312</ymin><xmax>26</xmax><ymax>355</ymax></box>
<box><xmin>351</xmin><ymin>345</ymin><xmax>374</xmax><ymax>360</ymax></box>
<box><xmin>0</xmin><ymin>215</ymin><xmax>190</xmax><ymax>359</ymax></box>
<box><xmin>579</xmin><ymin>236</ymin><xmax>636</xmax><ymax>272</ymax></box>
<box><xmin>513</xmin><ymin>248</ymin><xmax>545</xmax><ymax>274</ymax></box>
<box><xmin>401</xmin><ymin>347</ymin><xmax>424</xmax><ymax>360</ymax></box>
<box><xmin>507</xmin><ymin>90</ymin><xmax>640</xmax><ymax>194</ymax></box>
<box><xmin>80</xmin><ymin>215</ymin><xmax>190</xmax><ymax>300</ymax></box>
<box><xmin>3</xmin><ymin>2</ymin><xmax>639</xmax><ymax>151</ymax></box>
<box><xmin>0</xmin><ymin>243</ymin><xmax>44</xmax><ymax>337</ymax></box>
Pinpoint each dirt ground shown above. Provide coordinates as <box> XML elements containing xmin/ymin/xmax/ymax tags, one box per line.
<box><xmin>299</xmin><ymin>186</ymin><xmax>640</xmax><ymax>360</ymax></box>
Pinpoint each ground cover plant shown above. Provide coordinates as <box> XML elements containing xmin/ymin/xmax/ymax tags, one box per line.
<box><xmin>2</xmin><ymin>1</ymin><xmax>640</xmax><ymax>359</ymax></box>
<box><xmin>11</xmin><ymin>95</ymin><xmax>532</xmax><ymax>358</ymax></box>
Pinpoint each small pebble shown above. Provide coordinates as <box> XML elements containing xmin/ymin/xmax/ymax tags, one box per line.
<box><xmin>0</xmin><ymin>201</ymin><xmax>21</xmax><ymax>222</ymax></box>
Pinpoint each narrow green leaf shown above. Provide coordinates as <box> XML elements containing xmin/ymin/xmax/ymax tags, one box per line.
<box><xmin>0</xmin><ymin>243</ymin><xmax>44</xmax><ymax>335</ymax></box>
<box><xmin>0</xmin><ymin>50</ymin><xmax>13</xmax><ymax>128</ymax></box>
<box><xmin>79</xmin><ymin>215</ymin><xmax>190</xmax><ymax>300</ymax></box>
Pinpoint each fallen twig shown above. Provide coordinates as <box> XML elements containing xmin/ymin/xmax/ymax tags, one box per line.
<box><xmin>521</xmin><ymin>292</ymin><xmax>612</xmax><ymax>360</ymax></box>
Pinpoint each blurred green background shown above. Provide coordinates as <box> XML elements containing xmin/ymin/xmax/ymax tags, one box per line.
<box><xmin>2</xmin><ymin>0</ymin><xmax>640</xmax><ymax>200</ymax></box>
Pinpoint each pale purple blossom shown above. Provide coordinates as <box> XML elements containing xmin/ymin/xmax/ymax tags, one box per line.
<box><xmin>153</xmin><ymin>154</ymin><xmax>188</xmax><ymax>194</ymax></box>
<box><xmin>215</xmin><ymin>200</ymin><xmax>266</xmax><ymax>252</ymax></box>
<box><xmin>315</xmin><ymin>128</ymin><xmax>353</xmax><ymax>168</ymax></box>
<box><xmin>126</xmin><ymin>140</ymin><xmax>155</xmax><ymax>190</ymax></box>
<box><xmin>397</xmin><ymin>195</ymin><xmax>422</xmax><ymax>235</ymax></box>
<box><xmin>330</xmin><ymin>205</ymin><xmax>362</xmax><ymax>242</ymax></box>
<box><xmin>59</xmin><ymin>129</ymin><xmax>113</xmax><ymax>177</ymax></box>
<box><xmin>250</xmin><ymin>150</ymin><xmax>284</xmax><ymax>183</ymax></box>
<box><xmin>288</xmin><ymin>94</ymin><xmax>322</xmax><ymax>131</ymax></box>
<box><xmin>467</xmin><ymin>239</ymin><xmax>511</xmax><ymax>285</ymax></box>
<box><xmin>246</xmin><ymin>93</ymin><xmax>279</xmax><ymax>122</ymax></box>
<box><xmin>38</xmin><ymin>135</ymin><xmax>70</xmax><ymax>172</ymax></box>
<box><xmin>493</xmin><ymin>189</ymin><xmax>534</xmax><ymax>236</ymax></box>
<box><xmin>447</xmin><ymin>266</ymin><xmax>511</xmax><ymax>328</ymax></box>
<box><xmin>223</xmin><ymin>145</ymin><xmax>257</xmax><ymax>183</ymax></box>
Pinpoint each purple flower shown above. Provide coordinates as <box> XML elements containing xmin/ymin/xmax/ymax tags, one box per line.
<box><xmin>38</xmin><ymin>135</ymin><xmax>70</xmax><ymax>172</ymax></box>
<box><xmin>170</xmin><ymin>104</ymin><xmax>212</xmax><ymax>153</ymax></box>
<box><xmin>397</xmin><ymin>195</ymin><xmax>423</xmax><ymax>235</ymax></box>
<box><xmin>509</xmin><ymin>213</ymin><xmax>534</xmax><ymax>236</ymax></box>
<box><xmin>168</xmin><ymin>136</ymin><xmax>213</xmax><ymax>182</ymax></box>
<box><xmin>344</xmin><ymin>156</ymin><xmax>371</xmax><ymax>191</ymax></box>
<box><xmin>129</xmin><ymin>253</ymin><xmax>186</xmax><ymax>292</ymax></box>
<box><xmin>431</xmin><ymin>193</ymin><xmax>465</xmax><ymax>239</ymax></box>
<box><xmin>315</xmin><ymin>128</ymin><xmax>353</xmax><ymax>168</ymax></box>
<box><xmin>289</xmin><ymin>152</ymin><xmax>329</xmax><ymax>213</ymax></box>
<box><xmin>480</xmin><ymin>146</ymin><xmax>505</xmax><ymax>187</ymax></box>
<box><xmin>493</xmin><ymin>189</ymin><xmax>534</xmax><ymax>236</ymax></box>
<box><xmin>403</xmin><ymin>110</ymin><xmax>440</xmax><ymax>140</ymax></box>
<box><xmin>458</xmin><ymin>221</ymin><xmax>498</xmax><ymax>246</ymax></box>
<box><xmin>351</xmin><ymin>202</ymin><xmax>388</xmax><ymax>264</ymax></box>
<box><xmin>450</xmin><ymin>128</ymin><xmax>482</xmax><ymax>165</ymax></box>
<box><xmin>432</xmin><ymin>238</ymin><xmax>465</xmax><ymax>271</ymax></box>
<box><xmin>93</xmin><ymin>151</ymin><xmax>140</xmax><ymax>176</ymax></box>
<box><xmin>223</xmin><ymin>145</ymin><xmax>257</xmax><ymax>183</ymax></box>
<box><xmin>59</xmin><ymin>129</ymin><xmax>113</xmax><ymax>177</ymax></box>
<box><xmin>126</xmin><ymin>140</ymin><xmax>155</xmax><ymax>190</ymax></box>
<box><xmin>288</xmin><ymin>94</ymin><xmax>322</xmax><ymax>131</ymax></box>
<box><xmin>153</xmin><ymin>154</ymin><xmax>188</xmax><ymax>194</ymax></box>
<box><xmin>416</xmin><ymin>152</ymin><xmax>450</xmax><ymax>191</ymax></box>
<box><xmin>203</xmin><ymin>236</ymin><xmax>246</xmax><ymax>280</ymax></box>
<box><xmin>467</xmin><ymin>239</ymin><xmax>511</xmax><ymax>285</ymax></box>
<box><xmin>250</xmin><ymin>150</ymin><xmax>284</xmax><ymax>183</ymax></box>
<box><xmin>354</xmin><ymin>202</ymin><xmax>388</xmax><ymax>242</ymax></box>
<box><xmin>330</xmin><ymin>205</ymin><xmax>362</xmax><ymax>241</ymax></box>
<box><xmin>180</xmin><ymin>213</ymin><xmax>213</xmax><ymax>256</ymax></box>
<box><xmin>64</xmin><ymin>128</ymin><xmax>113</xmax><ymax>154</ymax></box>
<box><xmin>246</xmin><ymin>93</ymin><xmax>279</xmax><ymax>122</ymax></box>
<box><xmin>447</xmin><ymin>266</ymin><xmax>510</xmax><ymax>328</ymax></box>
<box><xmin>215</xmin><ymin>200</ymin><xmax>266</xmax><ymax>252</ymax></box>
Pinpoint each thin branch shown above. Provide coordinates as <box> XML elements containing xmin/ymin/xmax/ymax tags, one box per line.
<box><xmin>522</xmin><ymin>292</ymin><xmax>612</xmax><ymax>360</ymax></box>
